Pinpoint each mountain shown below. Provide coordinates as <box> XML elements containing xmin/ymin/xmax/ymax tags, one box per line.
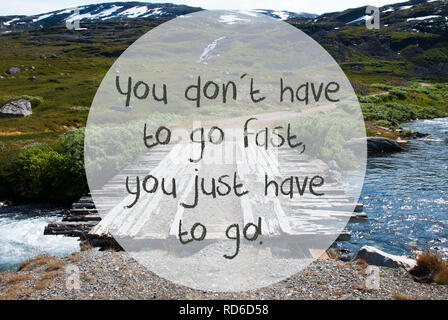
<box><xmin>303</xmin><ymin>0</ymin><xmax>447</xmax><ymax>34</ymax></box>
<box><xmin>289</xmin><ymin>0</ymin><xmax>448</xmax><ymax>79</ymax></box>
<box><xmin>0</xmin><ymin>2</ymin><xmax>316</xmax><ymax>31</ymax></box>
<box><xmin>0</xmin><ymin>0</ymin><xmax>446</xmax><ymax>79</ymax></box>
<box><xmin>0</xmin><ymin>2</ymin><xmax>201</xmax><ymax>30</ymax></box>
<box><xmin>248</xmin><ymin>9</ymin><xmax>317</xmax><ymax>20</ymax></box>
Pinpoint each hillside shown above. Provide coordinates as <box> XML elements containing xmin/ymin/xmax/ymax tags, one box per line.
<box><xmin>289</xmin><ymin>0</ymin><xmax>448</xmax><ymax>80</ymax></box>
<box><xmin>0</xmin><ymin>2</ymin><xmax>316</xmax><ymax>32</ymax></box>
<box><xmin>0</xmin><ymin>0</ymin><xmax>447</xmax><ymax>201</ymax></box>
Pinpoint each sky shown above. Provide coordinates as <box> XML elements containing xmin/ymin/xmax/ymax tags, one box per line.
<box><xmin>1</xmin><ymin>0</ymin><xmax>405</xmax><ymax>16</ymax></box>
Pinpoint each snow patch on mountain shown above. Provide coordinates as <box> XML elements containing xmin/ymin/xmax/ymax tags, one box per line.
<box><xmin>198</xmin><ymin>36</ymin><xmax>226</xmax><ymax>64</ymax></box>
<box><xmin>407</xmin><ymin>15</ymin><xmax>441</xmax><ymax>21</ymax></box>
<box><xmin>219</xmin><ymin>14</ymin><xmax>250</xmax><ymax>24</ymax></box>
<box><xmin>117</xmin><ymin>6</ymin><xmax>150</xmax><ymax>18</ymax></box>
<box><xmin>0</xmin><ymin>2</ymin><xmax>317</xmax><ymax>31</ymax></box>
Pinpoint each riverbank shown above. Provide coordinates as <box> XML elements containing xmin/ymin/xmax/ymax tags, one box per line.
<box><xmin>0</xmin><ymin>204</ymin><xmax>79</xmax><ymax>272</ymax></box>
<box><xmin>1</xmin><ymin>250</ymin><xmax>447</xmax><ymax>300</ymax></box>
<box><xmin>342</xmin><ymin>117</ymin><xmax>448</xmax><ymax>259</ymax></box>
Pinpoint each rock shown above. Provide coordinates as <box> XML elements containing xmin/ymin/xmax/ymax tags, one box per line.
<box><xmin>346</xmin><ymin>137</ymin><xmax>404</xmax><ymax>156</ymax></box>
<box><xmin>0</xmin><ymin>200</ymin><xmax>12</xmax><ymax>208</ymax></box>
<box><xmin>0</xmin><ymin>99</ymin><xmax>32</xmax><ymax>117</ymax></box>
<box><xmin>414</xmin><ymin>132</ymin><xmax>429</xmax><ymax>138</ymax></box>
<box><xmin>28</xmin><ymin>76</ymin><xmax>39</xmax><ymax>81</ymax></box>
<box><xmin>355</xmin><ymin>245</ymin><xmax>416</xmax><ymax>270</ymax></box>
<box><xmin>6</xmin><ymin>66</ymin><xmax>21</xmax><ymax>74</ymax></box>
<box><xmin>367</xmin><ymin>137</ymin><xmax>404</xmax><ymax>155</ymax></box>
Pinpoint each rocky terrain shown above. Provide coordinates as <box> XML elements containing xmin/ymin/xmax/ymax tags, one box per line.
<box><xmin>0</xmin><ymin>249</ymin><xmax>447</xmax><ymax>300</ymax></box>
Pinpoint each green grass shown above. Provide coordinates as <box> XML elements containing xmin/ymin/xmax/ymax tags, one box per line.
<box><xmin>0</xmin><ymin>19</ymin><xmax>447</xmax><ymax>201</ymax></box>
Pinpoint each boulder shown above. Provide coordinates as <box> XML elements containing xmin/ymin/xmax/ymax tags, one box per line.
<box><xmin>346</xmin><ymin>137</ymin><xmax>404</xmax><ymax>156</ymax></box>
<box><xmin>367</xmin><ymin>137</ymin><xmax>404</xmax><ymax>155</ymax></box>
<box><xmin>6</xmin><ymin>66</ymin><xmax>21</xmax><ymax>74</ymax></box>
<box><xmin>0</xmin><ymin>99</ymin><xmax>32</xmax><ymax>117</ymax></box>
<box><xmin>355</xmin><ymin>245</ymin><xmax>416</xmax><ymax>269</ymax></box>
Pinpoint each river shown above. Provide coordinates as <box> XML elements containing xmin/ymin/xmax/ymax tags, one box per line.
<box><xmin>0</xmin><ymin>205</ymin><xmax>79</xmax><ymax>271</ymax></box>
<box><xmin>0</xmin><ymin>117</ymin><xmax>447</xmax><ymax>271</ymax></box>
<box><xmin>344</xmin><ymin>117</ymin><xmax>448</xmax><ymax>258</ymax></box>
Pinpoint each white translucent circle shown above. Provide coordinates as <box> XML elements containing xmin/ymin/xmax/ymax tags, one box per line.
<box><xmin>85</xmin><ymin>10</ymin><xmax>367</xmax><ymax>292</ymax></box>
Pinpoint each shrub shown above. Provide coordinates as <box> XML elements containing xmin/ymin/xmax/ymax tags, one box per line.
<box><xmin>361</xmin><ymin>103</ymin><xmax>422</xmax><ymax>126</ymax></box>
<box><xmin>389</xmin><ymin>88</ymin><xmax>407</xmax><ymax>100</ymax></box>
<box><xmin>387</xmin><ymin>79</ymin><xmax>412</xmax><ymax>87</ymax></box>
<box><xmin>370</xmin><ymin>83</ymin><xmax>393</xmax><ymax>91</ymax></box>
<box><xmin>414</xmin><ymin>105</ymin><xmax>446</xmax><ymax>119</ymax></box>
<box><xmin>59</xmin><ymin>127</ymin><xmax>85</xmax><ymax>179</ymax></box>
<box><xmin>6</xmin><ymin>274</ymin><xmax>31</xmax><ymax>284</ymax></box>
<box><xmin>409</xmin><ymin>252</ymin><xmax>448</xmax><ymax>285</ymax></box>
<box><xmin>46</xmin><ymin>260</ymin><xmax>64</xmax><ymax>272</ymax></box>
<box><xmin>351</xmin><ymin>81</ymin><xmax>370</xmax><ymax>96</ymax></box>
<box><xmin>35</xmin><ymin>279</ymin><xmax>52</xmax><ymax>290</ymax></box>
<box><xmin>14</xmin><ymin>146</ymin><xmax>68</xmax><ymax>200</ymax></box>
<box><xmin>288</xmin><ymin>112</ymin><xmax>360</xmax><ymax>169</ymax></box>
<box><xmin>393</xmin><ymin>293</ymin><xmax>413</xmax><ymax>300</ymax></box>
<box><xmin>18</xmin><ymin>255</ymin><xmax>58</xmax><ymax>271</ymax></box>
<box><xmin>374</xmin><ymin>120</ymin><xmax>392</xmax><ymax>128</ymax></box>
<box><xmin>23</xmin><ymin>143</ymin><xmax>45</xmax><ymax>149</ymax></box>
<box><xmin>12</xmin><ymin>128</ymin><xmax>89</xmax><ymax>202</ymax></box>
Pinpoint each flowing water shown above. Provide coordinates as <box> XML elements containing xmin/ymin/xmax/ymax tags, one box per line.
<box><xmin>344</xmin><ymin>117</ymin><xmax>448</xmax><ymax>257</ymax></box>
<box><xmin>0</xmin><ymin>204</ymin><xmax>79</xmax><ymax>271</ymax></box>
<box><xmin>0</xmin><ymin>117</ymin><xmax>447</xmax><ymax>271</ymax></box>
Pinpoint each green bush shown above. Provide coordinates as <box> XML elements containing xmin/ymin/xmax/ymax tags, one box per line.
<box><xmin>14</xmin><ymin>146</ymin><xmax>69</xmax><ymax>200</ymax></box>
<box><xmin>288</xmin><ymin>112</ymin><xmax>361</xmax><ymax>169</ymax></box>
<box><xmin>12</xmin><ymin>128</ymin><xmax>88</xmax><ymax>202</ymax></box>
<box><xmin>389</xmin><ymin>88</ymin><xmax>407</xmax><ymax>100</ymax></box>
<box><xmin>58</xmin><ymin>128</ymin><xmax>88</xmax><ymax>199</ymax></box>
<box><xmin>59</xmin><ymin>128</ymin><xmax>85</xmax><ymax>176</ymax></box>
<box><xmin>374</xmin><ymin>120</ymin><xmax>392</xmax><ymax>127</ymax></box>
<box><xmin>361</xmin><ymin>98</ymin><xmax>448</xmax><ymax>129</ymax></box>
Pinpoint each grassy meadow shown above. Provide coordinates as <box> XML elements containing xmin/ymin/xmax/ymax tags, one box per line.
<box><xmin>0</xmin><ymin>19</ymin><xmax>447</xmax><ymax>202</ymax></box>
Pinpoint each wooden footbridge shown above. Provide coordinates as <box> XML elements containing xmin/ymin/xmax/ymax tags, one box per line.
<box><xmin>45</xmin><ymin>141</ymin><xmax>367</xmax><ymax>251</ymax></box>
